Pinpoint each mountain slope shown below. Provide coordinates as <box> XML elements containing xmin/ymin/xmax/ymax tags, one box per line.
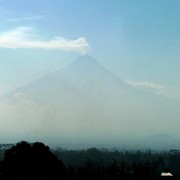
<box><xmin>1</xmin><ymin>55</ymin><xmax>180</xmax><ymax>148</ymax></box>
<box><xmin>15</xmin><ymin>55</ymin><xmax>129</xmax><ymax>102</ymax></box>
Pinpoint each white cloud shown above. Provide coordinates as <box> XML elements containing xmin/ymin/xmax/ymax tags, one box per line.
<box><xmin>126</xmin><ymin>81</ymin><xmax>164</xmax><ymax>91</ymax></box>
<box><xmin>0</xmin><ymin>27</ymin><xmax>91</xmax><ymax>54</ymax></box>
<box><xmin>6</xmin><ymin>15</ymin><xmax>43</xmax><ymax>22</ymax></box>
<box><xmin>0</xmin><ymin>7</ymin><xmax>43</xmax><ymax>23</ymax></box>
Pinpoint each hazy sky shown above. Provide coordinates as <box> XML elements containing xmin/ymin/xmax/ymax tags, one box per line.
<box><xmin>0</xmin><ymin>0</ymin><xmax>179</xmax><ymax>100</ymax></box>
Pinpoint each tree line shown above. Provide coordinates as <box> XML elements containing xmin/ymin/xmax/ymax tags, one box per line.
<box><xmin>0</xmin><ymin>141</ymin><xmax>179</xmax><ymax>179</ymax></box>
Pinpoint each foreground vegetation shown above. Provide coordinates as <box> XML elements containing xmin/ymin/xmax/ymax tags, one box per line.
<box><xmin>0</xmin><ymin>141</ymin><xmax>179</xmax><ymax>179</ymax></box>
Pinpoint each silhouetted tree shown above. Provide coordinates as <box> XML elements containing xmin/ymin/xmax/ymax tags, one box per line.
<box><xmin>2</xmin><ymin>141</ymin><xmax>66</xmax><ymax>180</ymax></box>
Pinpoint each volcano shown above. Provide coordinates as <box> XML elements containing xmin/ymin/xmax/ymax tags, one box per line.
<box><xmin>1</xmin><ymin>55</ymin><xmax>180</xmax><ymax>149</ymax></box>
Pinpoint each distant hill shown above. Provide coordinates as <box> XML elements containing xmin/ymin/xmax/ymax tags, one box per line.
<box><xmin>1</xmin><ymin>55</ymin><xmax>180</xmax><ymax>149</ymax></box>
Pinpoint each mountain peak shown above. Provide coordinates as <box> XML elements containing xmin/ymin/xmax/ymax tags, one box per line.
<box><xmin>77</xmin><ymin>54</ymin><xmax>94</xmax><ymax>60</ymax></box>
<box><xmin>63</xmin><ymin>55</ymin><xmax>123</xmax><ymax>83</ymax></box>
<box><xmin>69</xmin><ymin>55</ymin><xmax>101</xmax><ymax>68</ymax></box>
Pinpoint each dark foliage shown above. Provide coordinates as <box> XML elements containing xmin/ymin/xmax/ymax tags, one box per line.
<box><xmin>53</xmin><ymin>147</ymin><xmax>180</xmax><ymax>179</ymax></box>
<box><xmin>1</xmin><ymin>141</ymin><xmax>66</xmax><ymax>180</ymax></box>
<box><xmin>0</xmin><ymin>141</ymin><xmax>180</xmax><ymax>180</ymax></box>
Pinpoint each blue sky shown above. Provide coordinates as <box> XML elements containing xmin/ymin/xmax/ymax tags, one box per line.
<box><xmin>0</xmin><ymin>0</ymin><xmax>179</xmax><ymax>100</ymax></box>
